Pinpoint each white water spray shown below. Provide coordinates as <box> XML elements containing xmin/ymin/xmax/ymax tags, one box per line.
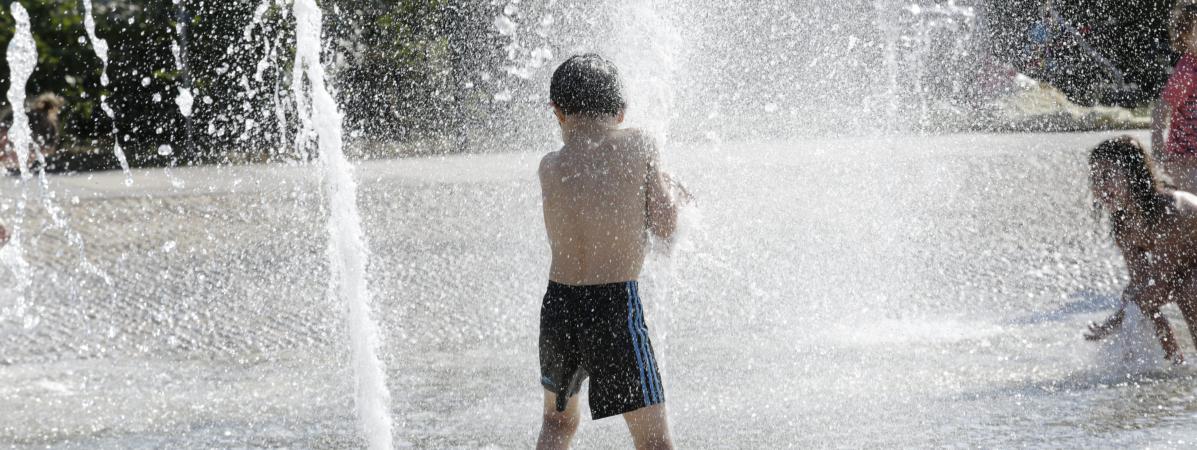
<box><xmin>3</xmin><ymin>2</ymin><xmax>113</xmax><ymax>302</ymax></box>
<box><xmin>0</xmin><ymin>2</ymin><xmax>36</xmax><ymax>327</ymax></box>
<box><xmin>601</xmin><ymin>0</ymin><xmax>687</xmax><ymax>397</ymax></box>
<box><xmin>291</xmin><ymin>1</ymin><xmax>395</xmax><ymax>448</ymax></box>
<box><xmin>170</xmin><ymin>41</ymin><xmax>193</xmax><ymax>118</ymax></box>
<box><xmin>80</xmin><ymin>0</ymin><xmax>132</xmax><ymax>181</ymax></box>
<box><xmin>1097</xmin><ymin>303</ymin><xmax>1168</xmax><ymax>373</ymax></box>
<box><xmin>5</xmin><ymin>2</ymin><xmax>35</xmax><ymax>179</ymax></box>
<box><xmin>603</xmin><ymin>0</ymin><xmax>681</xmax><ymax>143</ymax></box>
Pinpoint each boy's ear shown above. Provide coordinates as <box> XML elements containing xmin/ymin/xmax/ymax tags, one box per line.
<box><xmin>551</xmin><ymin>102</ymin><xmax>567</xmax><ymax>124</ymax></box>
<box><xmin>615</xmin><ymin>109</ymin><xmax>626</xmax><ymax>125</ymax></box>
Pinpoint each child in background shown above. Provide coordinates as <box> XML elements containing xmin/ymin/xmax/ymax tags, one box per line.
<box><xmin>1085</xmin><ymin>136</ymin><xmax>1197</xmax><ymax>364</ymax></box>
<box><xmin>1</xmin><ymin>93</ymin><xmax>66</xmax><ymax>172</ymax></box>
<box><xmin>1153</xmin><ymin>2</ymin><xmax>1197</xmax><ymax>190</ymax></box>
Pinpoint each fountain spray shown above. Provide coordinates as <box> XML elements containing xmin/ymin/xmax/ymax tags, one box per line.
<box><xmin>0</xmin><ymin>2</ymin><xmax>36</xmax><ymax>327</ymax></box>
<box><xmin>80</xmin><ymin>0</ymin><xmax>132</xmax><ymax>183</ymax></box>
<box><xmin>291</xmin><ymin>0</ymin><xmax>395</xmax><ymax>448</ymax></box>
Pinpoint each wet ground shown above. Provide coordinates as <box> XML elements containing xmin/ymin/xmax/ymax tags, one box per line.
<box><xmin>2</xmin><ymin>131</ymin><xmax>1196</xmax><ymax>448</ymax></box>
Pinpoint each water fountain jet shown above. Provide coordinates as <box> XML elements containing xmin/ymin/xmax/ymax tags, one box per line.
<box><xmin>291</xmin><ymin>0</ymin><xmax>395</xmax><ymax>447</ymax></box>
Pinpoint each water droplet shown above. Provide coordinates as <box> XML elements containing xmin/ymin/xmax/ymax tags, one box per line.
<box><xmin>494</xmin><ymin>16</ymin><xmax>517</xmax><ymax>36</ymax></box>
<box><xmin>157</xmin><ymin>144</ymin><xmax>173</xmax><ymax>156</ymax></box>
<box><xmin>141</xmin><ymin>77</ymin><xmax>151</xmax><ymax>87</ymax></box>
<box><xmin>162</xmin><ymin>241</ymin><xmax>177</xmax><ymax>252</ymax></box>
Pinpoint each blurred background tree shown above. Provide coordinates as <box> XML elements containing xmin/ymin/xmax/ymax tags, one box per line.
<box><xmin>0</xmin><ymin>0</ymin><xmax>508</xmax><ymax>171</ymax></box>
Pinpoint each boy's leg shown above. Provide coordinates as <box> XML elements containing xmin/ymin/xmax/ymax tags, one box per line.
<box><xmin>537</xmin><ymin>389</ymin><xmax>581</xmax><ymax>450</ymax></box>
<box><xmin>623</xmin><ymin>403</ymin><xmax>673</xmax><ymax>450</ymax></box>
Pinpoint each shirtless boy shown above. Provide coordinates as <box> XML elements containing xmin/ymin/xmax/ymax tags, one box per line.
<box><xmin>536</xmin><ymin>54</ymin><xmax>684</xmax><ymax>450</ymax></box>
<box><xmin>1085</xmin><ymin>136</ymin><xmax>1197</xmax><ymax>363</ymax></box>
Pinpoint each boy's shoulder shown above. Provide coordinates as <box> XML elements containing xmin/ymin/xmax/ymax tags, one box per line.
<box><xmin>610</xmin><ymin>128</ymin><xmax>659</xmax><ymax>161</ymax></box>
<box><xmin>613</xmin><ymin>127</ymin><xmax>656</xmax><ymax>147</ymax></box>
<box><xmin>539</xmin><ymin>150</ymin><xmax>561</xmax><ymax>177</ymax></box>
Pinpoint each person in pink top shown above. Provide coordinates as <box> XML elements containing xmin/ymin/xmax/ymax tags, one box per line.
<box><xmin>1154</xmin><ymin>3</ymin><xmax>1197</xmax><ymax>191</ymax></box>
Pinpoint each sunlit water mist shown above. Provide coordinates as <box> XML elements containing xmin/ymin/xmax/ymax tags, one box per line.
<box><xmin>291</xmin><ymin>0</ymin><xmax>395</xmax><ymax>448</ymax></box>
<box><xmin>488</xmin><ymin>0</ymin><xmax>986</xmax><ymax>146</ymax></box>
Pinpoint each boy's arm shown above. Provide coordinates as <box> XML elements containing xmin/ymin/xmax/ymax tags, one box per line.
<box><xmin>645</xmin><ymin>143</ymin><xmax>680</xmax><ymax>240</ymax></box>
<box><xmin>538</xmin><ymin>152</ymin><xmax>558</xmax><ymax>233</ymax></box>
<box><xmin>0</xmin><ymin>224</ymin><xmax>7</xmax><ymax>246</ymax></box>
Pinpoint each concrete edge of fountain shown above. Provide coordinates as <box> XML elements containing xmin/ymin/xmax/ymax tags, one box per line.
<box><xmin>0</xmin><ymin>130</ymin><xmax>1144</xmax><ymax>203</ymax></box>
<box><xmin>0</xmin><ymin>151</ymin><xmax>543</xmax><ymax>202</ymax></box>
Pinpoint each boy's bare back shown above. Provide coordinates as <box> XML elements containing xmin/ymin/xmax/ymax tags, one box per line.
<box><xmin>539</xmin><ymin>127</ymin><xmax>674</xmax><ymax>285</ymax></box>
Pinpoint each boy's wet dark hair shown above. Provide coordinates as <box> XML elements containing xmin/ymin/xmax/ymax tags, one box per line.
<box><xmin>550</xmin><ymin>54</ymin><xmax>626</xmax><ymax>118</ymax></box>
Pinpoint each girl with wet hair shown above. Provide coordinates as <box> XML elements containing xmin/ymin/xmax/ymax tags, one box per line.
<box><xmin>1153</xmin><ymin>2</ymin><xmax>1197</xmax><ymax>190</ymax></box>
<box><xmin>1085</xmin><ymin>135</ymin><xmax>1197</xmax><ymax>364</ymax></box>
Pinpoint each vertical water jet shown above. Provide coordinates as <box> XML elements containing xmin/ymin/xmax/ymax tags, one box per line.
<box><xmin>80</xmin><ymin>0</ymin><xmax>132</xmax><ymax>182</ymax></box>
<box><xmin>290</xmin><ymin>0</ymin><xmax>395</xmax><ymax>448</ymax></box>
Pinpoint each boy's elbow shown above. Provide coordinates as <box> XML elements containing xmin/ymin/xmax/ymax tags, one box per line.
<box><xmin>649</xmin><ymin>222</ymin><xmax>675</xmax><ymax>240</ymax></box>
<box><xmin>648</xmin><ymin>209</ymin><xmax>679</xmax><ymax>240</ymax></box>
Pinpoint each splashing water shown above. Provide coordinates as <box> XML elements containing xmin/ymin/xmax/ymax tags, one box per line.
<box><xmin>5</xmin><ymin>2</ymin><xmax>35</xmax><ymax>179</ymax></box>
<box><xmin>170</xmin><ymin>40</ymin><xmax>193</xmax><ymax>119</ymax></box>
<box><xmin>3</xmin><ymin>2</ymin><xmax>113</xmax><ymax>319</ymax></box>
<box><xmin>0</xmin><ymin>2</ymin><xmax>35</xmax><ymax>325</ymax></box>
<box><xmin>80</xmin><ymin>0</ymin><xmax>132</xmax><ymax>182</ymax></box>
<box><xmin>599</xmin><ymin>0</ymin><xmax>689</xmax><ymax>395</ymax></box>
<box><xmin>1096</xmin><ymin>303</ymin><xmax>1168</xmax><ymax>374</ymax></box>
<box><xmin>603</xmin><ymin>0</ymin><xmax>682</xmax><ymax>144</ymax></box>
<box><xmin>291</xmin><ymin>0</ymin><xmax>395</xmax><ymax>448</ymax></box>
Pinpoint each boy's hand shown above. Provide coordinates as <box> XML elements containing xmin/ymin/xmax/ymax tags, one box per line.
<box><xmin>0</xmin><ymin>224</ymin><xmax>8</xmax><ymax>247</ymax></box>
<box><xmin>663</xmin><ymin>173</ymin><xmax>693</xmax><ymax>205</ymax></box>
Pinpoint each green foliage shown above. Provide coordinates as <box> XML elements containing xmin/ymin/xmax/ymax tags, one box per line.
<box><xmin>0</xmin><ymin>0</ymin><xmax>509</xmax><ymax>170</ymax></box>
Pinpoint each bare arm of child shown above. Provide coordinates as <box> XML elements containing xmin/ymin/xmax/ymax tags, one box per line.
<box><xmin>645</xmin><ymin>150</ymin><xmax>678</xmax><ymax>240</ymax></box>
<box><xmin>1086</xmin><ymin>240</ymin><xmax>1152</xmax><ymax>341</ymax></box>
<box><xmin>1128</xmin><ymin>276</ymin><xmax>1185</xmax><ymax>364</ymax></box>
